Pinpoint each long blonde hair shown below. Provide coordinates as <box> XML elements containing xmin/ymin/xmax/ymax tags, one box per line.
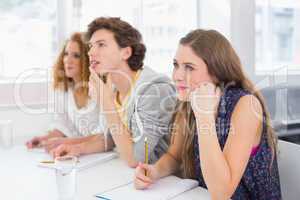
<box><xmin>53</xmin><ymin>32</ymin><xmax>90</xmax><ymax>102</ymax></box>
<box><xmin>174</xmin><ymin>29</ymin><xmax>277</xmax><ymax>179</ymax></box>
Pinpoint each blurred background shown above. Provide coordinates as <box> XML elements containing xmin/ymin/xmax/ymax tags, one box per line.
<box><xmin>0</xmin><ymin>0</ymin><xmax>299</xmax><ymax>145</ymax></box>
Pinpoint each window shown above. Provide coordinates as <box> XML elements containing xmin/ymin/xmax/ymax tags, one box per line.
<box><xmin>0</xmin><ymin>0</ymin><xmax>197</xmax><ymax>106</ymax></box>
<box><xmin>0</xmin><ymin>0</ymin><xmax>198</xmax><ymax>79</ymax></box>
<box><xmin>140</xmin><ymin>0</ymin><xmax>197</xmax><ymax>75</ymax></box>
<box><xmin>78</xmin><ymin>0</ymin><xmax>141</xmax><ymax>31</ymax></box>
<box><xmin>198</xmin><ymin>0</ymin><xmax>231</xmax><ymax>40</ymax></box>
<box><xmin>75</xmin><ymin>0</ymin><xmax>197</xmax><ymax>75</ymax></box>
<box><xmin>255</xmin><ymin>0</ymin><xmax>300</xmax><ymax>74</ymax></box>
<box><xmin>0</xmin><ymin>0</ymin><xmax>57</xmax><ymax>79</ymax></box>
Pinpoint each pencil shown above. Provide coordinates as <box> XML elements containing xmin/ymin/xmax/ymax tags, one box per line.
<box><xmin>40</xmin><ymin>160</ymin><xmax>55</xmax><ymax>164</ymax></box>
<box><xmin>40</xmin><ymin>158</ymin><xmax>80</xmax><ymax>164</ymax></box>
<box><xmin>144</xmin><ymin>137</ymin><xmax>148</xmax><ymax>176</ymax></box>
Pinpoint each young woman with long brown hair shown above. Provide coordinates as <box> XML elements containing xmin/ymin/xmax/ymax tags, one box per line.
<box><xmin>134</xmin><ymin>29</ymin><xmax>281</xmax><ymax>199</ymax></box>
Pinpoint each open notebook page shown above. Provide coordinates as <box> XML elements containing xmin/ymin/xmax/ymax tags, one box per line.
<box><xmin>95</xmin><ymin>175</ymin><xmax>199</xmax><ymax>200</ymax></box>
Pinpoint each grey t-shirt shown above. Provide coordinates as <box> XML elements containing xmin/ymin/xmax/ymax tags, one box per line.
<box><xmin>113</xmin><ymin>66</ymin><xmax>177</xmax><ymax>163</ymax></box>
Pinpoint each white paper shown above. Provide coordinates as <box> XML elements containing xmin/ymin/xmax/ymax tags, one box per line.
<box><xmin>95</xmin><ymin>176</ymin><xmax>198</xmax><ymax>200</ymax></box>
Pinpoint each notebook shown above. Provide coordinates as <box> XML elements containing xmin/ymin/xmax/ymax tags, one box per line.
<box><xmin>38</xmin><ymin>151</ymin><xmax>118</xmax><ymax>171</ymax></box>
<box><xmin>95</xmin><ymin>175</ymin><xmax>199</xmax><ymax>200</ymax></box>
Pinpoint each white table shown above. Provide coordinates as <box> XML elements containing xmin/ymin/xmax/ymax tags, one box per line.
<box><xmin>0</xmin><ymin>146</ymin><xmax>210</xmax><ymax>200</ymax></box>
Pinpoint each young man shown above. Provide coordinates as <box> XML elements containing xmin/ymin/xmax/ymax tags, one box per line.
<box><xmin>51</xmin><ymin>17</ymin><xmax>176</xmax><ymax>167</ymax></box>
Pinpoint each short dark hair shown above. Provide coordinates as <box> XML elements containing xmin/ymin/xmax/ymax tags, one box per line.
<box><xmin>85</xmin><ymin>17</ymin><xmax>146</xmax><ymax>71</ymax></box>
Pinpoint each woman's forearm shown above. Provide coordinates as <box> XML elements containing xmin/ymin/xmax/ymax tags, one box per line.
<box><xmin>196</xmin><ymin>117</ymin><xmax>232</xmax><ymax>199</ymax></box>
<box><xmin>45</xmin><ymin>129</ymin><xmax>65</xmax><ymax>139</ymax></box>
<box><xmin>77</xmin><ymin>134</ymin><xmax>114</xmax><ymax>155</ymax></box>
<box><xmin>62</xmin><ymin>134</ymin><xmax>100</xmax><ymax>145</ymax></box>
<box><xmin>105</xmin><ymin>111</ymin><xmax>137</xmax><ymax>167</ymax></box>
<box><xmin>154</xmin><ymin>152</ymin><xmax>180</xmax><ymax>180</ymax></box>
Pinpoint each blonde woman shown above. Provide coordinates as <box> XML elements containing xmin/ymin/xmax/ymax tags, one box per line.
<box><xmin>134</xmin><ymin>29</ymin><xmax>281</xmax><ymax>199</ymax></box>
<box><xmin>26</xmin><ymin>32</ymin><xmax>109</xmax><ymax>156</ymax></box>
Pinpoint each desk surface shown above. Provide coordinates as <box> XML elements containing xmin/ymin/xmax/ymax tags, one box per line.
<box><xmin>0</xmin><ymin>146</ymin><xmax>210</xmax><ymax>200</ymax></box>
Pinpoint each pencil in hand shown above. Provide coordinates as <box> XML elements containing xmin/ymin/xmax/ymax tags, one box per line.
<box><xmin>144</xmin><ymin>137</ymin><xmax>149</xmax><ymax>176</ymax></box>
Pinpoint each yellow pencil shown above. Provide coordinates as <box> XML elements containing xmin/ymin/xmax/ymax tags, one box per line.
<box><xmin>144</xmin><ymin>137</ymin><xmax>149</xmax><ymax>176</ymax></box>
<box><xmin>40</xmin><ymin>158</ymin><xmax>80</xmax><ymax>164</ymax></box>
<box><xmin>40</xmin><ymin>160</ymin><xmax>55</xmax><ymax>164</ymax></box>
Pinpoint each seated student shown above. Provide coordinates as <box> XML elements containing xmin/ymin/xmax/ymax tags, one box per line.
<box><xmin>26</xmin><ymin>32</ymin><xmax>108</xmax><ymax>155</ymax></box>
<box><xmin>50</xmin><ymin>17</ymin><xmax>176</xmax><ymax>167</ymax></box>
<box><xmin>134</xmin><ymin>29</ymin><xmax>282</xmax><ymax>199</ymax></box>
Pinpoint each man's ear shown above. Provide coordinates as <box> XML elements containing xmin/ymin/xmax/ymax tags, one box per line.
<box><xmin>121</xmin><ymin>46</ymin><xmax>132</xmax><ymax>61</ymax></box>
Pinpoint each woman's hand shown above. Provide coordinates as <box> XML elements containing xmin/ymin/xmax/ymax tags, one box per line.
<box><xmin>190</xmin><ymin>82</ymin><xmax>221</xmax><ymax>120</ymax></box>
<box><xmin>88</xmin><ymin>68</ymin><xmax>115</xmax><ymax>112</ymax></box>
<box><xmin>134</xmin><ymin>162</ymin><xmax>159</xmax><ymax>190</ymax></box>
<box><xmin>26</xmin><ymin>129</ymin><xmax>65</xmax><ymax>149</ymax></box>
<box><xmin>26</xmin><ymin>136</ymin><xmax>47</xmax><ymax>149</ymax></box>
<box><xmin>50</xmin><ymin>144</ymin><xmax>81</xmax><ymax>158</ymax></box>
<box><xmin>44</xmin><ymin>137</ymin><xmax>68</xmax><ymax>153</ymax></box>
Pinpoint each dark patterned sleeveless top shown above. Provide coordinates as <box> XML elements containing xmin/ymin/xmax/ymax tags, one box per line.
<box><xmin>193</xmin><ymin>85</ymin><xmax>282</xmax><ymax>200</ymax></box>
